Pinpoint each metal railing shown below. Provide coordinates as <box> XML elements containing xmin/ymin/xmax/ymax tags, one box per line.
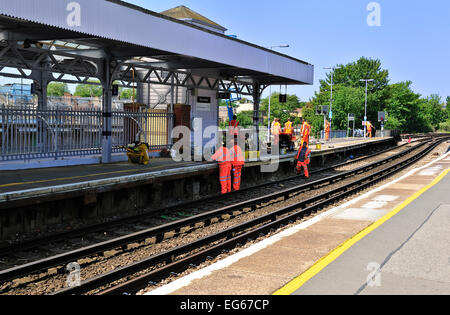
<box><xmin>320</xmin><ymin>130</ymin><xmax>347</xmax><ymax>139</ymax></box>
<box><xmin>0</xmin><ymin>105</ymin><xmax>173</xmax><ymax>161</ymax></box>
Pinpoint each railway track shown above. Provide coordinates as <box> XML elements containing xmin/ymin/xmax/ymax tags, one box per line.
<box><xmin>94</xmin><ymin>136</ymin><xmax>449</xmax><ymax>295</ymax></box>
<box><xmin>1</xmin><ymin>136</ymin><xmax>447</xmax><ymax>295</ymax></box>
<box><xmin>0</xmin><ymin>140</ymin><xmax>404</xmax><ymax>264</ymax></box>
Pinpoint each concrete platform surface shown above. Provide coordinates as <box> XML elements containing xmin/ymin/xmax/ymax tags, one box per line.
<box><xmin>145</xmin><ymin>148</ymin><xmax>450</xmax><ymax>296</ymax></box>
<box><xmin>293</xmin><ymin>173</ymin><xmax>450</xmax><ymax>295</ymax></box>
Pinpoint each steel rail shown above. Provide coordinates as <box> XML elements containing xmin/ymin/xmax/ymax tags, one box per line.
<box><xmin>0</xmin><ymin>138</ymin><xmax>402</xmax><ymax>257</ymax></box>
<box><xmin>49</xmin><ymin>137</ymin><xmax>448</xmax><ymax>295</ymax></box>
<box><xmin>94</xmin><ymin>137</ymin><xmax>449</xmax><ymax>295</ymax></box>
<box><xmin>0</xmin><ymin>139</ymin><xmax>432</xmax><ymax>283</ymax></box>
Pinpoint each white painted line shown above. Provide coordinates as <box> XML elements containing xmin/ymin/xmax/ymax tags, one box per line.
<box><xmin>333</xmin><ymin>208</ymin><xmax>388</xmax><ymax>222</ymax></box>
<box><xmin>372</xmin><ymin>195</ymin><xmax>399</xmax><ymax>202</ymax></box>
<box><xmin>145</xmin><ymin>150</ymin><xmax>450</xmax><ymax>295</ymax></box>
<box><xmin>419</xmin><ymin>166</ymin><xmax>443</xmax><ymax>176</ymax></box>
<box><xmin>361</xmin><ymin>201</ymin><xmax>387</xmax><ymax>209</ymax></box>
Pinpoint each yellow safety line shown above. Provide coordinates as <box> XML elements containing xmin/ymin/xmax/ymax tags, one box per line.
<box><xmin>273</xmin><ymin>168</ymin><xmax>450</xmax><ymax>295</ymax></box>
<box><xmin>0</xmin><ymin>162</ymin><xmax>195</xmax><ymax>189</ymax></box>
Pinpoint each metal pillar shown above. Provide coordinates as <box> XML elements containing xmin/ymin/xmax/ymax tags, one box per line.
<box><xmin>101</xmin><ymin>58</ymin><xmax>113</xmax><ymax>163</ymax></box>
<box><xmin>169</xmin><ymin>76</ymin><xmax>175</xmax><ymax>146</ymax></box>
<box><xmin>31</xmin><ymin>63</ymin><xmax>50</xmax><ymax>153</ymax></box>
<box><xmin>136</xmin><ymin>82</ymin><xmax>144</xmax><ymax>104</ymax></box>
<box><xmin>253</xmin><ymin>82</ymin><xmax>261</xmax><ymax>152</ymax></box>
<box><xmin>267</xmin><ymin>85</ymin><xmax>272</xmax><ymax>142</ymax></box>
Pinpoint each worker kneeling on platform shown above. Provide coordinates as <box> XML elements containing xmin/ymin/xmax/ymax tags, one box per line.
<box><xmin>230</xmin><ymin>139</ymin><xmax>245</xmax><ymax>191</ymax></box>
<box><xmin>211</xmin><ymin>140</ymin><xmax>232</xmax><ymax>195</ymax></box>
<box><xmin>295</xmin><ymin>142</ymin><xmax>311</xmax><ymax>178</ymax></box>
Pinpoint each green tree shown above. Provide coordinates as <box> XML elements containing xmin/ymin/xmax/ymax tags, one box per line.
<box><xmin>446</xmin><ymin>96</ymin><xmax>450</xmax><ymax>119</ymax></box>
<box><xmin>239</xmin><ymin>98</ymin><xmax>249</xmax><ymax>104</ymax></box>
<box><xmin>301</xmin><ymin>102</ymin><xmax>323</xmax><ymax>138</ymax></box>
<box><xmin>236</xmin><ymin>111</ymin><xmax>254</xmax><ymax>128</ymax></box>
<box><xmin>384</xmin><ymin>81</ymin><xmax>430</xmax><ymax>133</ymax></box>
<box><xmin>47</xmin><ymin>82</ymin><xmax>70</xmax><ymax>96</ymax></box>
<box><xmin>73</xmin><ymin>80</ymin><xmax>102</xmax><ymax>97</ymax></box>
<box><xmin>260</xmin><ymin>92</ymin><xmax>301</xmax><ymax>126</ymax></box>
<box><xmin>119</xmin><ymin>88</ymin><xmax>133</xmax><ymax>100</ymax></box>
<box><xmin>420</xmin><ymin>94</ymin><xmax>445</xmax><ymax>131</ymax></box>
<box><xmin>313</xmin><ymin>57</ymin><xmax>390</xmax><ymax>132</ymax></box>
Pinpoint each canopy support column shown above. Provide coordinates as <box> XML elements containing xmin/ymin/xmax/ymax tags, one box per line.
<box><xmin>252</xmin><ymin>82</ymin><xmax>261</xmax><ymax>152</ymax></box>
<box><xmin>101</xmin><ymin>57</ymin><xmax>113</xmax><ymax>164</ymax></box>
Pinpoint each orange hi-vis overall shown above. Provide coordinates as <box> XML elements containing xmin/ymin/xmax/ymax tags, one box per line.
<box><xmin>211</xmin><ymin>147</ymin><xmax>232</xmax><ymax>194</ymax></box>
<box><xmin>296</xmin><ymin>146</ymin><xmax>311</xmax><ymax>178</ymax></box>
<box><xmin>325</xmin><ymin>122</ymin><xmax>331</xmax><ymax>141</ymax></box>
<box><xmin>229</xmin><ymin>120</ymin><xmax>239</xmax><ymax>137</ymax></box>
<box><xmin>367</xmin><ymin>123</ymin><xmax>373</xmax><ymax>138</ymax></box>
<box><xmin>230</xmin><ymin>145</ymin><xmax>245</xmax><ymax>191</ymax></box>
<box><xmin>301</xmin><ymin>122</ymin><xmax>311</xmax><ymax>146</ymax></box>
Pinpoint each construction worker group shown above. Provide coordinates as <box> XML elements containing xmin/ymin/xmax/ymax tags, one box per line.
<box><xmin>212</xmin><ymin>116</ymin><xmax>316</xmax><ymax>194</ymax></box>
<box><xmin>212</xmin><ymin>138</ymin><xmax>245</xmax><ymax>195</ymax></box>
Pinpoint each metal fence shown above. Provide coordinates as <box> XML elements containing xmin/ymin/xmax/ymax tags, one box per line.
<box><xmin>320</xmin><ymin>130</ymin><xmax>348</xmax><ymax>139</ymax></box>
<box><xmin>0</xmin><ymin>105</ymin><xmax>173</xmax><ymax>161</ymax></box>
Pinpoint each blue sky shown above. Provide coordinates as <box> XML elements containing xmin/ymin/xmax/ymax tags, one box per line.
<box><xmin>2</xmin><ymin>0</ymin><xmax>449</xmax><ymax>103</ymax></box>
<box><xmin>126</xmin><ymin>0</ymin><xmax>450</xmax><ymax>102</ymax></box>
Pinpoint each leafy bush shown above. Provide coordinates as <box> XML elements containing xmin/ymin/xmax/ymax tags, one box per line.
<box><xmin>438</xmin><ymin>120</ymin><xmax>450</xmax><ymax>132</ymax></box>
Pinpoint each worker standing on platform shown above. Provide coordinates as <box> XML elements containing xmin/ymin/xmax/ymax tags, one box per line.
<box><xmin>229</xmin><ymin>115</ymin><xmax>239</xmax><ymax>138</ymax></box>
<box><xmin>272</xmin><ymin>118</ymin><xmax>282</xmax><ymax>146</ymax></box>
<box><xmin>211</xmin><ymin>141</ymin><xmax>232</xmax><ymax>195</ymax></box>
<box><xmin>301</xmin><ymin>118</ymin><xmax>311</xmax><ymax>147</ymax></box>
<box><xmin>230</xmin><ymin>139</ymin><xmax>245</xmax><ymax>191</ymax></box>
<box><xmin>325</xmin><ymin>120</ymin><xmax>331</xmax><ymax>142</ymax></box>
<box><xmin>366</xmin><ymin>121</ymin><xmax>374</xmax><ymax>138</ymax></box>
<box><xmin>295</xmin><ymin>142</ymin><xmax>311</xmax><ymax>178</ymax></box>
<box><xmin>285</xmin><ymin>118</ymin><xmax>293</xmax><ymax>138</ymax></box>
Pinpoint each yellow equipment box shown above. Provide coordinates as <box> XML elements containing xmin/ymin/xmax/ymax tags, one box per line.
<box><xmin>245</xmin><ymin>151</ymin><xmax>260</xmax><ymax>160</ymax></box>
<box><xmin>126</xmin><ymin>142</ymin><xmax>150</xmax><ymax>165</ymax></box>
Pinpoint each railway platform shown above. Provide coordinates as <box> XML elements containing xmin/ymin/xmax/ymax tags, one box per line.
<box><xmin>0</xmin><ymin>137</ymin><xmax>392</xmax><ymax>196</ymax></box>
<box><xmin>145</xmin><ymin>144</ymin><xmax>450</xmax><ymax>295</ymax></box>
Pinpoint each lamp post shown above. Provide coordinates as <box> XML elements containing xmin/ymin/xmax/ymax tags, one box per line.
<box><xmin>266</xmin><ymin>45</ymin><xmax>289</xmax><ymax>142</ymax></box>
<box><xmin>360</xmin><ymin>79</ymin><xmax>374</xmax><ymax>139</ymax></box>
<box><xmin>323</xmin><ymin>66</ymin><xmax>341</xmax><ymax>139</ymax></box>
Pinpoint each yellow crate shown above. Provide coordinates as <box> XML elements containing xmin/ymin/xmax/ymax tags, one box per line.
<box><xmin>245</xmin><ymin>151</ymin><xmax>260</xmax><ymax>160</ymax></box>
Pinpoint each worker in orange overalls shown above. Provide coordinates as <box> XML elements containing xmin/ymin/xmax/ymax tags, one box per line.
<box><xmin>325</xmin><ymin>120</ymin><xmax>331</xmax><ymax>141</ymax></box>
<box><xmin>229</xmin><ymin>115</ymin><xmax>239</xmax><ymax>138</ymax></box>
<box><xmin>300</xmin><ymin>118</ymin><xmax>311</xmax><ymax>147</ymax></box>
<box><xmin>295</xmin><ymin>142</ymin><xmax>312</xmax><ymax>178</ymax></box>
<box><xmin>230</xmin><ymin>139</ymin><xmax>245</xmax><ymax>191</ymax></box>
<box><xmin>271</xmin><ymin>118</ymin><xmax>282</xmax><ymax>146</ymax></box>
<box><xmin>211</xmin><ymin>141</ymin><xmax>232</xmax><ymax>195</ymax></box>
<box><xmin>366</xmin><ymin>121</ymin><xmax>373</xmax><ymax>138</ymax></box>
